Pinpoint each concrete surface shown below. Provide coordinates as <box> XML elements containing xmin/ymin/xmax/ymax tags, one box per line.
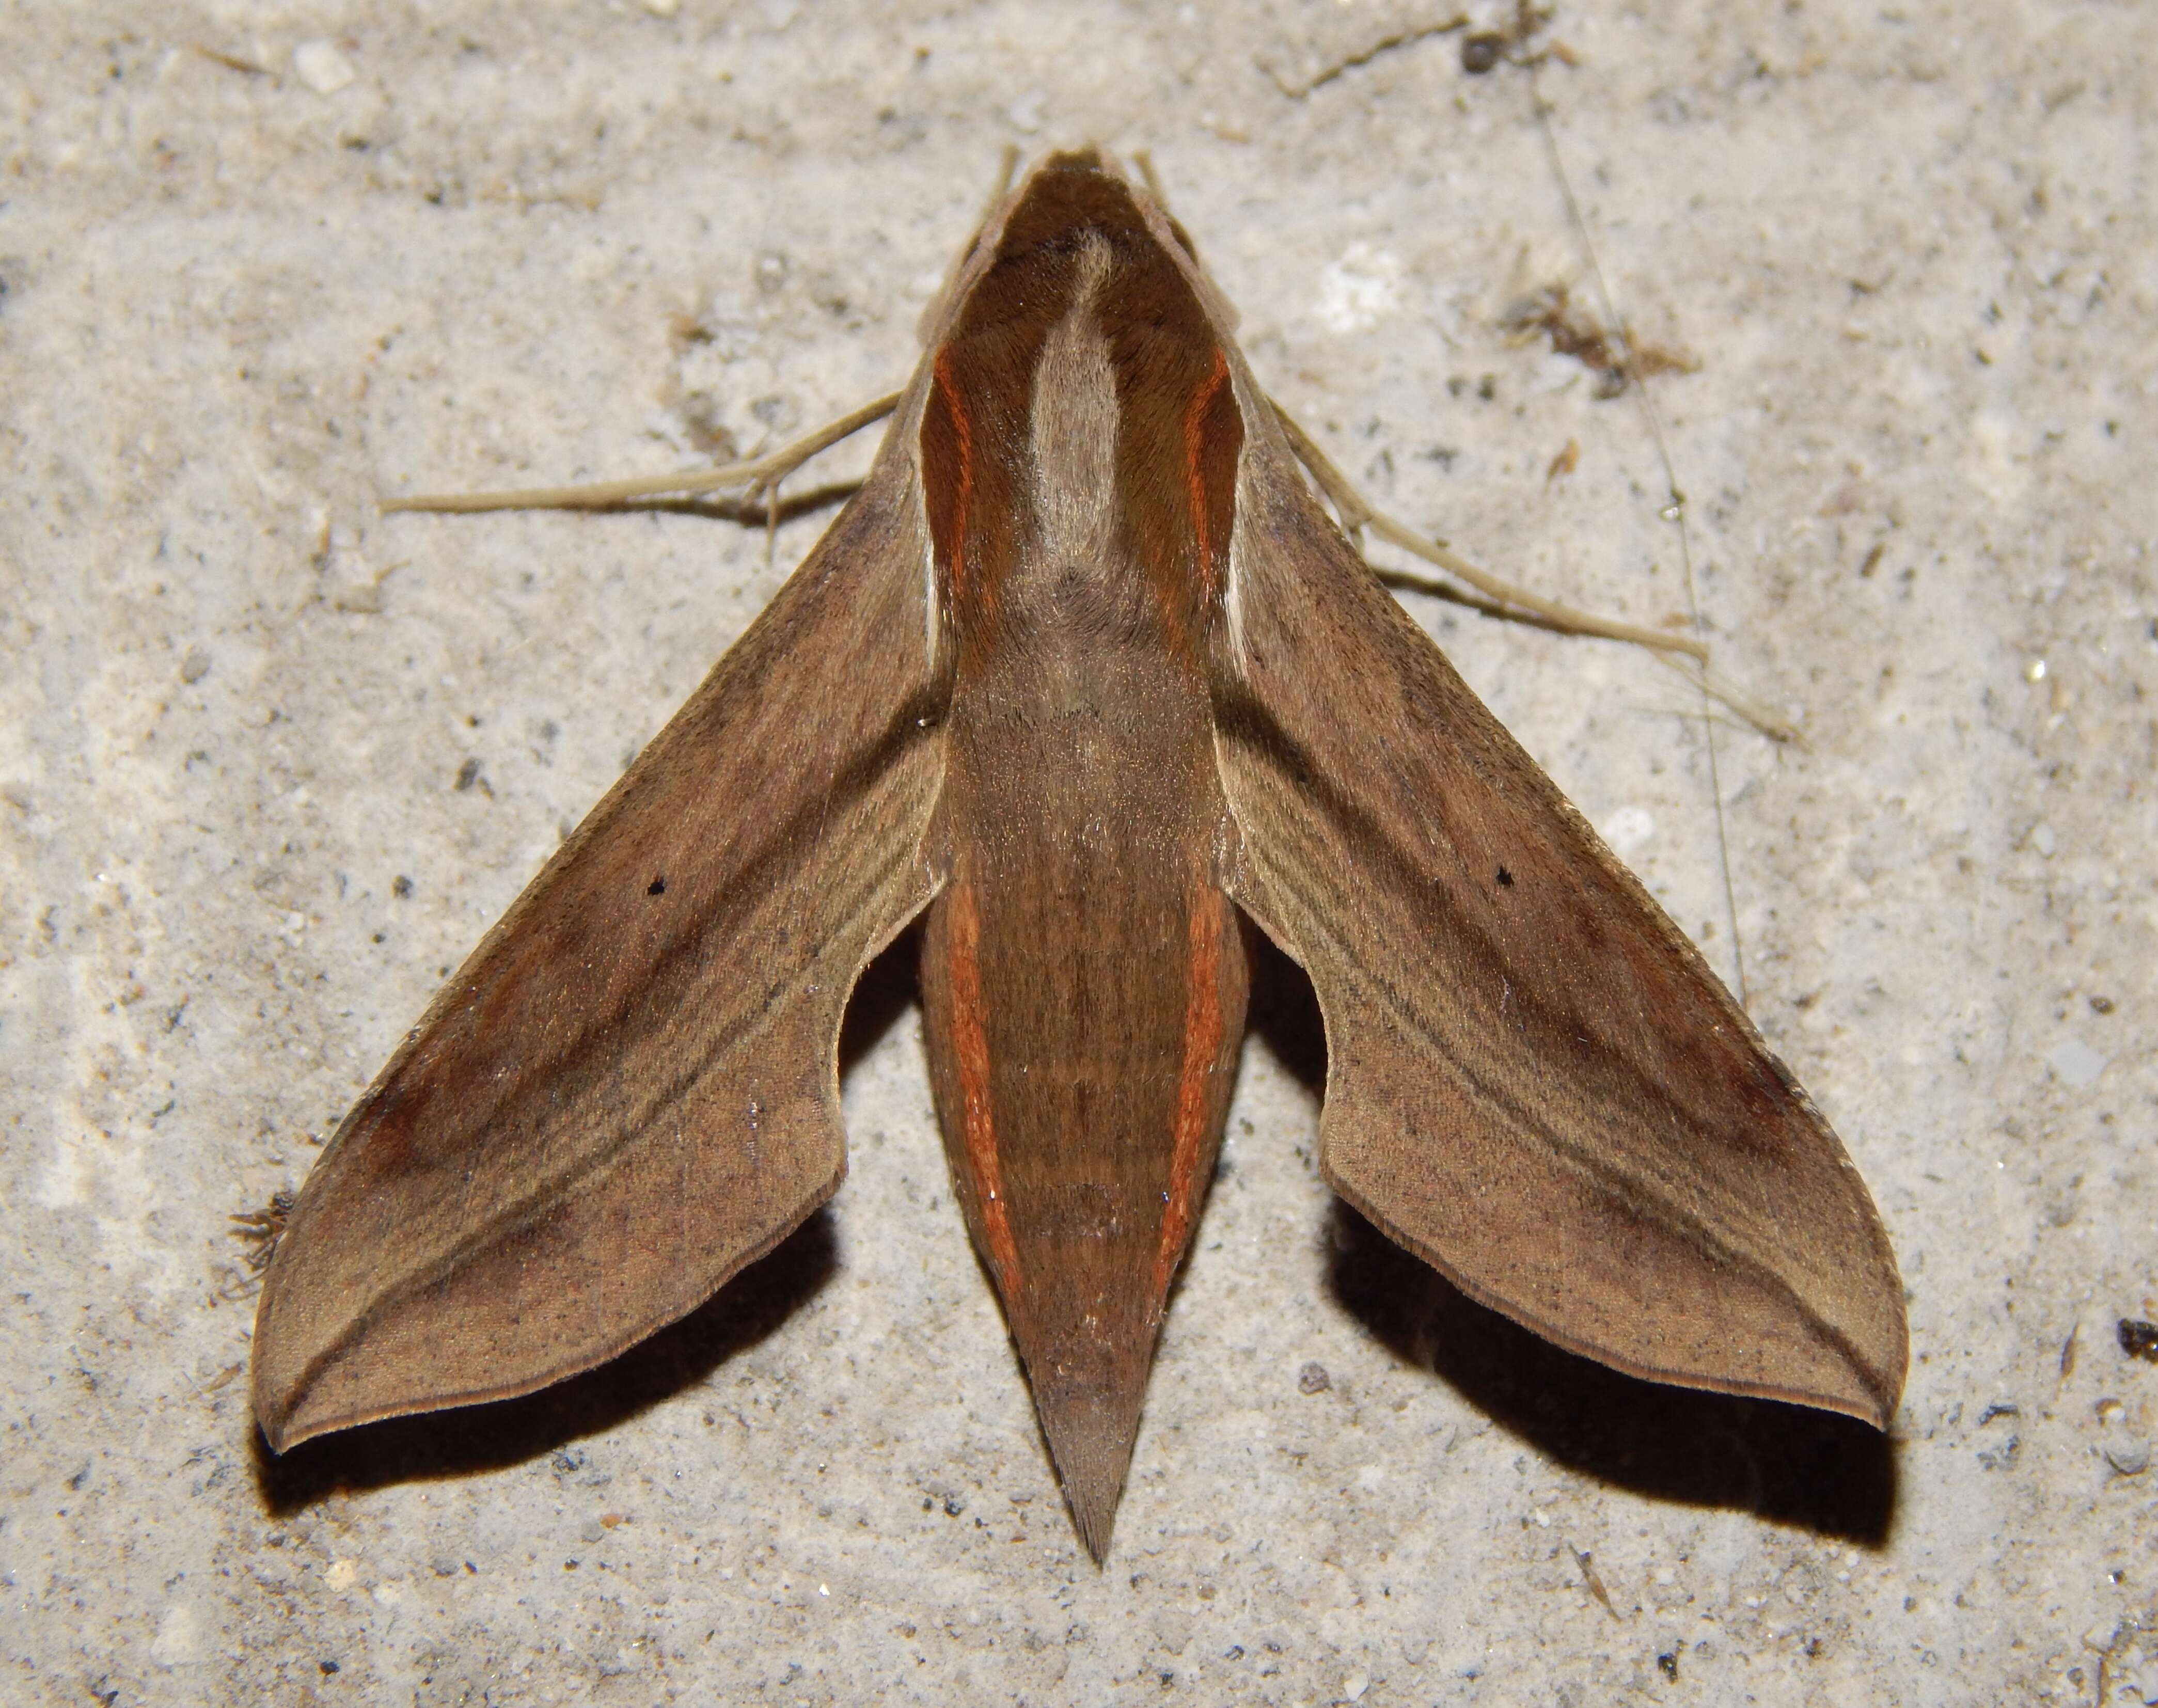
<box><xmin>2</xmin><ymin>2</ymin><xmax>2153</xmax><ymax>1702</ymax></box>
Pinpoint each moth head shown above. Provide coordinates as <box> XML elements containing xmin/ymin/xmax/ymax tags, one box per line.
<box><xmin>915</xmin><ymin>148</ymin><xmax>1242</xmax><ymax>348</ymax></box>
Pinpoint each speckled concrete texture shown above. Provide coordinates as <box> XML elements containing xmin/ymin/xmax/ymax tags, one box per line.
<box><xmin>3</xmin><ymin>3</ymin><xmax>2153</xmax><ymax>1702</ymax></box>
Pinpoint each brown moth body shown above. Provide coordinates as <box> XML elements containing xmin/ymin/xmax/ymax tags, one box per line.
<box><xmin>253</xmin><ymin>152</ymin><xmax>1907</xmax><ymax>1561</ymax></box>
<box><xmin>915</xmin><ymin>172</ymin><xmax>1252</xmax><ymax>1549</ymax></box>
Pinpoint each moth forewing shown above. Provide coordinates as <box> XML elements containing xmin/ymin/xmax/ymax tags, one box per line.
<box><xmin>1196</xmin><ymin>304</ymin><xmax>1905</xmax><ymax>1431</ymax></box>
<box><xmin>251</xmin><ymin>423</ymin><xmax>952</xmax><ymax>1453</ymax></box>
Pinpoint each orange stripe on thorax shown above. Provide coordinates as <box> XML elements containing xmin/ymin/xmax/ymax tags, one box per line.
<box><xmin>946</xmin><ymin>881</ymin><xmax>1020</xmax><ymax>1295</ymax></box>
<box><xmin>932</xmin><ymin>348</ymin><xmax>974</xmax><ymax>602</ymax></box>
<box><xmin>1183</xmin><ymin>347</ymin><xmax>1231</xmax><ymax>602</ymax></box>
<box><xmin>1154</xmin><ymin>891</ymin><xmax>1225</xmax><ymax>1300</ymax></box>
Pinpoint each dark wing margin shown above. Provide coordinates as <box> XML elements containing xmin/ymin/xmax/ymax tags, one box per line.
<box><xmin>1208</xmin><ymin>435</ymin><xmax>1907</xmax><ymax>1427</ymax></box>
<box><xmin>253</xmin><ymin>455</ymin><xmax>947</xmax><ymax>1451</ymax></box>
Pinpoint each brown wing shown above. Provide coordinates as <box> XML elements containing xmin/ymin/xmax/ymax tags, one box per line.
<box><xmin>1208</xmin><ymin>423</ymin><xmax>1907</xmax><ymax>1427</ymax></box>
<box><xmin>252</xmin><ymin>451</ymin><xmax>947</xmax><ymax>1451</ymax></box>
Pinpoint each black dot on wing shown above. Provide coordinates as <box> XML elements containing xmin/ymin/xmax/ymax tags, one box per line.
<box><xmin>648</xmin><ymin>876</ymin><xmax>667</xmax><ymax>896</ymax></box>
<box><xmin>1495</xmin><ymin>866</ymin><xmax>1514</xmax><ymax>888</ymax></box>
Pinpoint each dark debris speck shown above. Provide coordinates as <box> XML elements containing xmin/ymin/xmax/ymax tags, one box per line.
<box><xmin>1461</xmin><ymin>31</ymin><xmax>1506</xmax><ymax>73</ymax></box>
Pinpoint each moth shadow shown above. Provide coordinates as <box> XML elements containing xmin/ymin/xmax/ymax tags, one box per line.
<box><xmin>1326</xmin><ymin>1204</ymin><xmax>1898</xmax><ymax>1544</ymax></box>
<box><xmin>251</xmin><ymin>1210</ymin><xmax>839</xmax><ymax>1514</ymax></box>
<box><xmin>837</xmin><ymin>915</ymin><xmax>923</xmax><ymax>1068</ymax></box>
<box><xmin>1243</xmin><ymin>930</ymin><xmax>1898</xmax><ymax>1547</ymax></box>
<box><xmin>253</xmin><ymin>932</ymin><xmax>924</xmax><ymax>1516</ymax></box>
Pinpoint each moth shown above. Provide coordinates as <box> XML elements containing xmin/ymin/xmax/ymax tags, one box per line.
<box><xmin>253</xmin><ymin>150</ymin><xmax>1907</xmax><ymax>1559</ymax></box>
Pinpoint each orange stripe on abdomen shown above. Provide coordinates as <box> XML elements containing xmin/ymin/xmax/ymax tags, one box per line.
<box><xmin>1182</xmin><ymin>347</ymin><xmax>1231</xmax><ymax>602</ymax></box>
<box><xmin>946</xmin><ymin>881</ymin><xmax>1021</xmax><ymax>1295</ymax></box>
<box><xmin>1154</xmin><ymin>891</ymin><xmax>1226</xmax><ymax>1300</ymax></box>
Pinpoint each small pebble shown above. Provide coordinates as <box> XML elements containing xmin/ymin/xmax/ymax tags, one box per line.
<box><xmin>293</xmin><ymin>40</ymin><xmax>356</xmax><ymax>95</ymax></box>
<box><xmin>1461</xmin><ymin>32</ymin><xmax>1506</xmax><ymax>73</ymax></box>
<box><xmin>2048</xmin><ymin>1039</ymin><xmax>2107</xmax><ymax>1088</ymax></box>
<box><xmin>2103</xmin><ymin>1439</ymin><xmax>2149</xmax><ymax>1476</ymax></box>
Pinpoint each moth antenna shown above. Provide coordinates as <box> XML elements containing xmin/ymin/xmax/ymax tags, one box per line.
<box><xmin>918</xmin><ymin>152</ymin><xmax>1030</xmax><ymax>347</ymax></box>
<box><xmin>986</xmin><ymin>145</ymin><xmax>1020</xmax><ymax>209</ymax></box>
<box><xmin>1269</xmin><ymin>399</ymin><xmax>1694</xmax><ymax>652</ymax></box>
<box><xmin>1648</xmin><ymin>655</ymin><xmax>1804</xmax><ymax>747</ymax></box>
<box><xmin>1132</xmin><ymin>150</ymin><xmax>1169</xmax><ymax>208</ymax></box>
<box><xmin>380</xmin><ymin>392</ymin><xmax>900</xmax><ymax>515</ymax></box>
<box><xmin>1270</xmin><ymin>396</ymin><xmax>1793</xmax><ymax>739</ymax></box>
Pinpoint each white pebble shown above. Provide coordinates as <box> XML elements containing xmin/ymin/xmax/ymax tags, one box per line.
<box><xmin>293</xmin><ymin>39</ymin><xmax>356</xmax><ymax>95</ymax></box>
<box><xmin>2047</xmin><ymin>1039</ymin><xmax>2107</xmax><ymax>1088</ymax></box>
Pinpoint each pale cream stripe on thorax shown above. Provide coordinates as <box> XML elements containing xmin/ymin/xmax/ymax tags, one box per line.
<box><xmin>1026</xmin><ymin>233</ymin><xmax>1119</xmax><ymax>568</ymax></box>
